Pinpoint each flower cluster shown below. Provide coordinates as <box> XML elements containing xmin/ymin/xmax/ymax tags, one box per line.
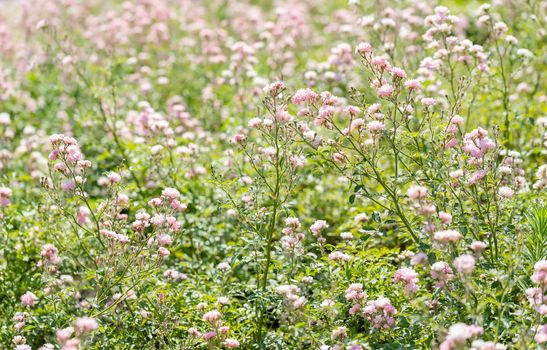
<box><xmin>362</xmin><ymin>298</ymin><xmax>397</xmax><ymax>330</ymax></box>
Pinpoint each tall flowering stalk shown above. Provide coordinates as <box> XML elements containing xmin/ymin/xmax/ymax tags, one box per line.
<box><xmin>42</xmin><ymin>134</ymin><xmax>186</xmax><ymax>321</ymax></box>
<box><xmin>214</xmin><ymin>81</ymin><xmax>305</xmax><ymax>343</ymax></box>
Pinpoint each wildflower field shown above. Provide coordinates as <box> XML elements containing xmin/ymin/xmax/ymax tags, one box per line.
<box><xmin>0</xmin><ymin>0</ymin><xmax>546</xmax><ymax>349</ymax></box>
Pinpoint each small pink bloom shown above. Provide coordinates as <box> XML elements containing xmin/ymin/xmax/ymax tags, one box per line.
<box><xmin>231</xmin><ymin>134</ymin><xmax>246</xmax><ymax>144</ymax></box>
<box><xmin>356</xmin><ymin>42</ymin><xmax>373</xmax><ymax>54</ymax></box>
<box><xmin>454</xmin><ymin>254</ymin><xmax>476</xmax><ymax>274</ymax></box>
<box><xmin>421</xmin><ymin>97</ymin><xmax>437</xmax><ymax>106</ymax></box>
<box><xmin>203</xmin><ymin>310</ymin><xmax>221</xmax><ymax>326</ymax></box>
<box><xmin>203</xmin><ymin>331</ymin><xmax>217</xmax><ymax>341</ymax></box>
<box><xmin>498</xmin><ymin>186</ymin><xmax>514</xmax><ymax>198</ymax></box>
<box><xmin>439</xmin><ymin>212</ymin><xmax>452</xmax><ymax>225</ymax></box>
<box><xmin>470</xmin><ymin>241</ymin><xmax>487</xmax><ymax>252</ymax></box>
<box><xmin>158</xmin><ymin>247</ymin><xmax>170</xmax><ymax>257</ymax></box>
<box><xmin>107</xmin><ymin>172</ymin><xmax>121</xmax><ymax>185</ymax></box>
<box><xmin>404</xmin><ymin>79</ymin><xmax>421</xmax><ymax>91</ymax></box>
<box><xmin>74</xmin><ymin>317</ymin><xmax>98</xmax><ymax>335</ymax></box>
<box><xmin>20</xmin><ymin>292</ymin><xmax>38</xmax><ymax>307</ymax></box>
<box><xmin>407</xmin><ymin>185</ymin><xmax>428</xmax><ymax>199</ymax></box>
<box><xmin>161</xmin><ymin>188</ymin><xmax>180</xmax><ymax>200</ymax></box>
<box><xmin>367</xmin><ymin>121</ymin><xmax>385</xmax><ymax>132</ymax></box>
<box><xmin>377</xmin><ymin>84</ymin><xmax>394</xmax><ymax>97</ymax></box>
<box><xmin>223</xmin><ymin>339</ymin><xmax>240</xmax><ymax>348</ymax></box>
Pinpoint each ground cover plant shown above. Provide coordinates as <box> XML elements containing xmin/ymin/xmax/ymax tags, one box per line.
<box><xmin>0</xmin><ymin>0</ymin><xmax>546</xmax><ymax>348</ymax></box>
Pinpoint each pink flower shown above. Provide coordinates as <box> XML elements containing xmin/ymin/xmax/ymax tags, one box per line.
<box><xmin>340</xmin><ymin>231</ymin><xmax>353</xmax><ymax>240</ymax></box>
<box><xmin>248</xmin><ymin>118</ymin><xmax>262</xmax><ymax>128</ymax></box>
<box><xmin>441</xmin><ymin>323</ymin><xmax>475</xmax><ymax>347</ymax></box>
<box><xmin>532</xmin><ymin>260</ymin><xmax>547</xmax><ymax>285</ymax></box>
<box><xmin>454</xmin><ymin>254</ymin><xmax>476</xmax><ymax>274</ymax></box>
<box><xmin>433</xmin><ymin>230</ymin><xmax>462</xmax><ymax>244</ymax></box>
<box><xmin>431</xmin><ymin>262</ymin><xmax>454</xmax><ymax>288</ymax></box>
<box><xmin>284</xmin><ymin>217</ymin><xmax>301</xmax><ymax>228</ymax></box>
<box><xmin>41</xmin><ymin>244</ymin><xmax>60</xmax><ymax>265</ymax></box>
<box><xmin>48</xmin><ymin>134</ymin><xmax>64</xmax><ymax>145</ymax></box>
<box><xmin>446</xmin><ymin>138</ymin><xmax>458</xmax><ymax>148</ymax></box>
<box><xmin>0</xmin><ymin>187</ymin><xmax>12</xmax><ymax>208</ymax></box>
<box><xmin>13</xmin><ymin>336</ymin><xmax>26</xmax><ymax>346</ymax></box>
<box><xmin>349</xmin><ymin>303</ymin><xmax>361</xmax><ymax>315</ymax></box>
<box><xmin>362</xmin><ymin>297</ymin><xmax>397</xmax><ymax>329</ymax></box>
<box><xmin>377</xmin><ymin>84</ymin><xmax>394</xmax><ymax>97</ymax></box>
<box><xmin>367</xmin><ymin>103</ymin><xmax>381</xmax><ymax>115</ymax></box>
<box><xmin>203</xmin><ymin>331</ymin><xmax>217</xmax><ymax>341</ymax></box>
<box><xmin>390</xmin><ymin>67</ymin><xmax>407</xmax><ymax>78</ymax></box>
<box><xmin>164</xmin><ymin>269</ymin><xmax>185</xmax><ymax>281</ymax></box>
<box><xmin>354</xmin><ymin>213</ymin><xmax>369</xmax><ymax>223</ymax></box>
<box><xmin>107</xmin><ymin>172</ymin><xmax>121</xmax><ymax>185</ymax></box>
<box><xmin>188</xmin><ymin>327</ymin><xmax>201</xmax><ymax>338</ymax></box>
<box><xmin>223</xmin><ymin>339</ymin><xmax>240</xmax><ymax>348</ymax></box>
<box><xmin>463</xmin><ymin>127</ymin><xmax>495</xmax><ymax>161</ymax></box>
<box><xmin>407</xmin><ymin>185</ymin><xmax>428</xmax><ymax>199</ymax></box>
<box><xmin>151</xmin><ymin>214</ymin><xmax>165</xmax><ymax>227</ymax></box>
<box><xmin>535</xmin><ymin>325</ymin><xmax>547</xmax><ymax>344</ymax></box>
<box><xmin>294</xmin><ymin>296</ymin><xmax>307</xmax><ymax>309</ymax></box>
<box><xmin>266</xmin><ymin>81</ymin><xmax>285</xmax><ymax>95</ymax></box>
<box><xmin>344</xmin><ymin>105</ymin><xmax>361</xmax><ymax>116</ymax></box>
<box><xmin>290</xmin><ymin>155</ymin><xmax>306</xmax><ymax>168</ymax></box>
<box><xmin>393</xmin><ymin>268</ymin><xmax>419</xmax><ymax>292</ymax></box>
<box><xmin>367</xmin><ymin>121</ymin><xmax>385</xmax><ymax>132</ymax></box>
<box><xmin>346</xmin><ymin>118</ymin><xmax>365</xmax><ymax>134</ymax></box>
<box><xmin>449</xmin><ymin>170</ymin><xmax>464</xmax><ymax>179</ymax></box>
<box><xmin>318</xmin><ymin>105</ymin><xmax>335</xmax><ymax>120</ymax></box>
<box><xmin>345</xmin><ymin>283</ymin><xmax>367</xmax><ymax>301</ymax></box>
<box><xmin>452</xmin><ymin>115</ymin><xmax>464</xmax><ymax>125</ymax></box>
<box><xmin>161</xmin><ymin>187</ymin><xmax>180</xmax><ymax>200</ymax></box>
<box><xmin>76</xmin><ymin>206</ymin><xmax>91</xmax><ymax>225</ymax></box>
<box><xmin>157</xmin><ymin>233</ymin><xmax>173</xmax><ymax>246</ymax></box>
<box><xmin>525</xmin><ymin>287</ymin><xmax>544</xmax><ymax>307</ymax></box>
<box><xmin>410</xmin><ymin>252</ymin><xmax>428</xmax><ymax>266</ymax></box>
<box><xmin>20</xmin><ymin>292</ymin><xmax>38</xmax><ymax>307</ymax></box>
<box><xmin>355</xmin><ymin>42</ymin><xmax>372</xmax><ymax>54</ymax></box>
<box><xmin>203</xmin><ymin>310</ymin><xmax>221</xmax><ymax>326</ymax></box>
<box><xmin>292</xmin><ymin>88</ymin><xmax>318</xmax><ymax>105</ymax></box>
<box><xmin>468</xmin><ymin>170</ymin><xmax>487</xmax><ymax>185</ymax></box>
<box><xmin>328</xmin><ymin>251</ymin><xmax>350</xmax><ymax>263</ymax></box>
<box><xmin>310</xmin><ymin>220</ymin><xmax>328</xmax><ymax>236</ymax></box>
<box><xmin>74</xmin><ymin>317</ymin><xmax>98</xmax><ymax>335</ymax></box>
<box><xmin>332</xmin><ymin>326</ymin><xmax>348</xmax><ymax>340</ymax></box>
<box><xmin>116</xmin><ymin>194</ymin><xmax>129</xmax><ymax>207</ymax></box>
<box><xmin>62</xmin><ymin>180</ymin><xmax>76</xmax><ymax>192</ymax></box>
<box><xmin>404</xmin><ymin>79</ymin><xmax>421</xmax><ymax>91</ymax></box>
<box><xmin>478</xmin><ymin>63</ymin><xmax>490</xmax><ymax>73</ymax></box>
<box><xmin>100</xmin><ymin>229</ymin><xmax>118</xmax><ymax>240</ymax></box>
<box><xmin>56</xmin><ymin>327</ymin><xmax>74</xmax><ymax>344</ymax></box>
<box><xmin>275</xmin><ymin>110</ymin><xmax>294</xmax><ymax>122</ymax></box>
<box><xmin>439</xmin><ymin>212</ymin><xmax>452</xmax><ymax>225</ymax></box>
<box><xmin>231</xmin><ymin>134</ymin><xmax>246</xmax><ymax>144</ymax></box>
<box><xmin>158</xmin><ymin>247</ymin><xmax>170</xmax><ymax>257</ymax></box>
<box><xmin>421</xmin><ymin>97</ymin><xmax>437</xmax><ymax>106</ymax></box>
<box><xmin>470</xmin><ymin>241</ymin><xmax>487</xmax><ymax>252</ymax></box>
<box><xmin>41</xmin><ymin>244</ymin><xmax>58</xmax><ymax>258</ymax></box>
<box><xmin>371</xmin><ymin>56</ymin><xmax>390</xmax><ymax>70</ymax></box>
<box><xmin>498</xmin><ymin>186</ymin><xmax>514</xmax><ymax>198</ymax></box>
<box><xmin>332</xmin><ymin>152</ymin><xmax>345</xmax><ymax>163</ymax></box>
